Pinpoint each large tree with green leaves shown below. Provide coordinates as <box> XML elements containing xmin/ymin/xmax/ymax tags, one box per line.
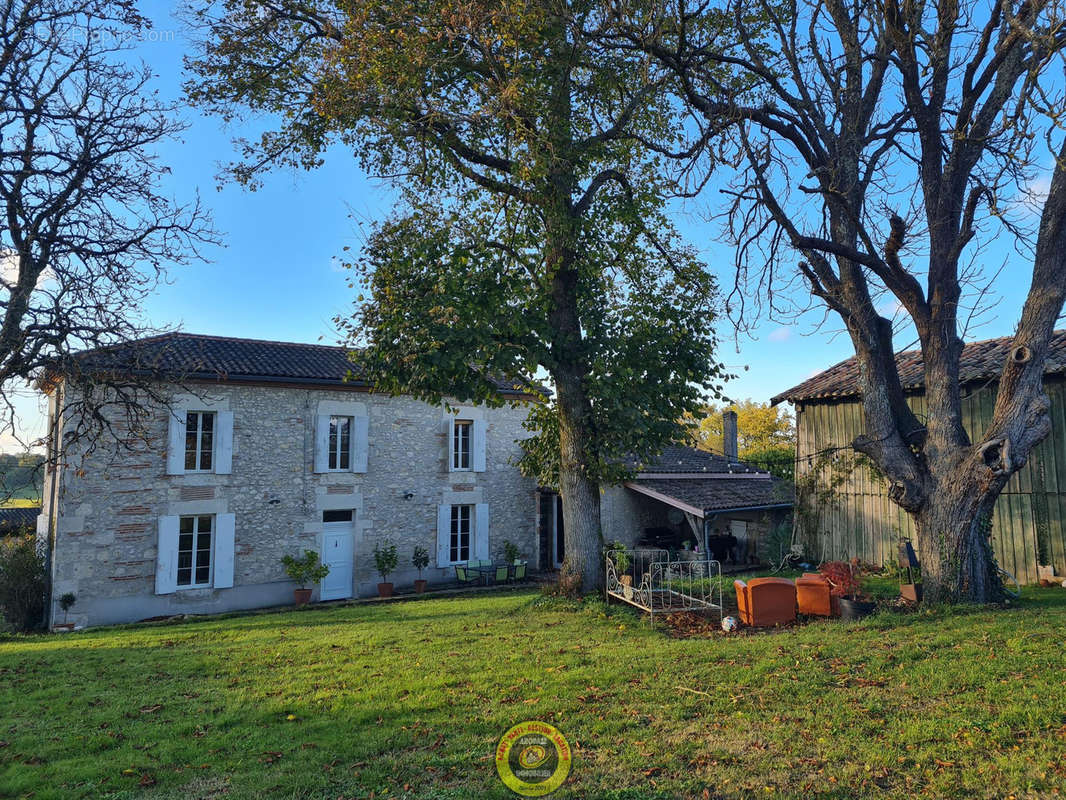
<box><xmin>186</xmin><ymin>0</ymin><xmax>731</xmax><ymax>590</ymax></box>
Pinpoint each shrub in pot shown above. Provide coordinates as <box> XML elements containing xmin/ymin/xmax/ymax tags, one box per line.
<box><xmin>412</xmin><ymin>545</ymin><xmax>430</xmax><ymax>594</ymax></box>
<box><xmin>281</xmin><ymin>550</ymin><xmax>330</xmax><ymax>605</ymax></box>
<box><xmin>55</xmin><ymin>592</ymin><xmax>77</xmax><ymax>631</ymax></box>
<box><xmin>374</xmin><ymin>541</ymin><xmax>398</xmax><ymax>598</ymax></box>
<box><xmin>819</xmin><ymin>559</ymin><xmax>876</xmax><ymax>619</ymax></box>
<box><xmin>503</xmin><ymin>540</ymin><xmax>520</xmax><ymax>563</ymax></box>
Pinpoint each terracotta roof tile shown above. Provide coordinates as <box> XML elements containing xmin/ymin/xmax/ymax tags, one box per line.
<box><xmin>628</xmin><ymin>476</ymin><xmax>794</xmax><ymax>513</ymax></box>
<box><xmin>64</xmin><ymin>333</ymin><xmax>539</xmax><ymax>395</ymax></box>
<box><xmin>772</xmin><ymin>330</ymin><xmax>1066</xmax><ymax>404</ymax></box>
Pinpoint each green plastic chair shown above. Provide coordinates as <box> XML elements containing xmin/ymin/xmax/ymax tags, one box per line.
<box><xmin>513</xmin><ymin>563</ymin><xmax>527</xmax><ymax>582</ymax></box>
<box><xmin>455</xmin><ymin>566</ymin><xmax>476</xmax><ymax>584</ymax></box>
<box><xmin>494</xmin><ymin>565</ymin><xmax>509</xmax><ymax>583</ymax></box>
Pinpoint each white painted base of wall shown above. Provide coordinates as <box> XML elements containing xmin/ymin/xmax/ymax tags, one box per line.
<box><xmin>58</xmin><ymin>567</ymin><xmax>486</xmax><ymax>628</ymax></box>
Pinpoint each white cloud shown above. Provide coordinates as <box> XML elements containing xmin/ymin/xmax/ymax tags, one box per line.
<box><xmin>1024</xmin><ymin>175</ymin><xmax>1052</xmax><ymax>209</ymax></box>
<box><xmin>1</xmin><ymin>247</ymin><xmax>53</xmax><ymax>292</ymax></box>
<box><xmin>768</xmin><ymin>327</ymin><xmax>793</xmax><ymax>343</ymax></box>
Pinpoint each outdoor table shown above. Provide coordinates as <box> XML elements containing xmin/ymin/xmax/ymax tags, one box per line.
<box><xmin>466</xmin><ymin>563</ymin><xmax>507</xmax><ymax>585</ymax></box>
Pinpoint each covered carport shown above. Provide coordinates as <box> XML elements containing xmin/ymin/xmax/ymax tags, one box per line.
<box><xmin>620</xmin><ymin>473</ymin><xmax>794</xmax><ymax>566</ymax></box>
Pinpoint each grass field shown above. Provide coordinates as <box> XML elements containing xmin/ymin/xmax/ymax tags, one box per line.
<box><xmin>1</xmin><ymin>587</ymin><xmax>1064</xmax><ymax>799</ymax></box>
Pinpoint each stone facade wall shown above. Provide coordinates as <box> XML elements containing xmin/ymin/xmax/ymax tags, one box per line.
<box><xmin>43</xmin><ymin>382</ymin><xmax>539</xmax><ymax>627</ymax></box>
<box><xmin>601</xmin><ymin>487</ymin><xmax>668</xmax><ymax>546</ymax></box>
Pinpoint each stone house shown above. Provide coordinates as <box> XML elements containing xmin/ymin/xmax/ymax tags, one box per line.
<box><xmin>37</xmin><ymin>333</ymin><xmax>541</xmax><ymax>628</ymax></box>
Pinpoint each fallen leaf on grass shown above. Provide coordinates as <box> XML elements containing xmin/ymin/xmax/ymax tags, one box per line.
<box><xmin>139</xmin><ymin>704</ymin><xmax>162</xmax><ymax>714</ymax></box>
<box><xmin>260</xmin><ymin>751</ymin><xmax>283</xmax><ymax>764</ymax></box>
<box><xmin>139</xmin><ymin>774</ymin><xmax>156</xmax><ymax>787</ymax></box>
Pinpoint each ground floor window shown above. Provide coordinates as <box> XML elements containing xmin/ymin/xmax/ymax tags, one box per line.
<box><xmin>450</xmin><ymin>504</ymin><xmax>472</xmax><ymax>564</ymax></box>
<box><xmin>177</xmin><ymin>514</ymin><xmax>213</xmax><ymax>587</ymax></box>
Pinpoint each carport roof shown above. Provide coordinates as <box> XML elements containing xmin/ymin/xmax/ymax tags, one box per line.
<box><xmin>625</xmin><ymin>476</ymin><xmax>794</xmax><ymax>518</ymax></box>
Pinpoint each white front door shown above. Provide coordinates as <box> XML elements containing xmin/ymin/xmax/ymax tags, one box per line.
<box><xmin>320</xmin><ymin>522</ymin><xmax>354</xmax><ymax>601</ymax></box>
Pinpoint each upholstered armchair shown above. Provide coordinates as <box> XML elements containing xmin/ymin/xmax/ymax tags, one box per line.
<box><xmin>733</xmin><ymin>577</ymin><xmax>797</xmax><ymax>627</ymax></box>
<box><xmin>796</xmin><ymin>573</ymin><xmax>837</xmax><ymax>617</ymax></box>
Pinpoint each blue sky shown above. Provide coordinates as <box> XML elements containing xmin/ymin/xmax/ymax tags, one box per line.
<box><xmin>3</xmin><ymin>2</ymin><xmax>1047</xmax><ymax>450</ymax></box>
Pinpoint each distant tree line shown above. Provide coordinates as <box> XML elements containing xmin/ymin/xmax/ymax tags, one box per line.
<box><xmin>0</xmin><ymin>453</ymin><xmax>44</xmax><ymax>502</ymax></box>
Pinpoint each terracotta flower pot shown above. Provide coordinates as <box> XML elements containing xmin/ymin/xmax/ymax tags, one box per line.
<box><xmin>293</xmin><ymin>588</ymin><xmax>312</xmax><ymax>606</ymax></box>
<box><xmin>414</xmin><ymin>579</ymin><xmax>427</xmax><ymax>594</ymax></box>
<box><xmin>377</xmin><ymin>582</ymin><xmax>394</xmax><ymax>598</ymax></box>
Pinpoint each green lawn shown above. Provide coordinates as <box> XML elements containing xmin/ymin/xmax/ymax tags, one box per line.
<box><xmin>2</xmin><ymin>588</ymin><xmax>1065</xmax><ymax>800</ymax></box>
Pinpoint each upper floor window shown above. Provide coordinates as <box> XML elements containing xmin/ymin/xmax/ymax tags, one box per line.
<box><xmin>452</xmin><ymin>420</ymin><xmax>472</xmax><ymax>471</ymax></box>
<box><xmin>328</xmin><ymin>415</ymin><xmax>352</xmax><ymax>471</ymax></box>
<box><xmin>177</xmin><ymin>514</ymin><xmax>213</xmax><ymax>587</ymax></box>
<box><xmin>185</xmin><ymin>411</ymin><xmax>215</xmax><ymax>472</ymax></box>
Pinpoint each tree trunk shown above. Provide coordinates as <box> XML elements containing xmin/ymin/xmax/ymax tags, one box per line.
<box><xmin>547</xmin><ymin>250</ymin><xmax>604</xmax><ymax>593</ymax></box>
<box><xmin>912</xmin><ymin>485</ymin><xmax>1004</xmax><ymax>604</ymax></box>
<box><xmin>555</xmin><ymin>368</ymin><xmax>604</xmax><ymax>593</ymax></box>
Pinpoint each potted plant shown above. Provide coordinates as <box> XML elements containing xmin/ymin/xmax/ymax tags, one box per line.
<box><xmin>374</xmin><ymin>541</ymin><xmax>398</xmax><ymax>598</ymax></box>
<box><xmin>55</xmin><ymin>592</ymin><xmax>77</xmax><ymax>631</ymax></box>
<box><xmin>281</xmin><ymin>550</ymin><xmax>330</xmax><ymax>605</ymax></box>
<box><xmin>412</xmin><ymin>545</ymin><xmax>430</xmax><ymax>594</ymax></box>
<box><xmin>503</xmin><ymin>540</ymin><xmax>520</xmax><ymax>563</ymax></box>
<box><xmin>820</xmin><ymin>559</ymin><xmax>876</xmax><ymax>620</ymax></box>
<box><xmin>607</xmin><ymin>541</ymin><xmax>633</xmax><ymax>600</ymax></box>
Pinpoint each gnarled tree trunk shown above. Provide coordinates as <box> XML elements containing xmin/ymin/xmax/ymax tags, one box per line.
<box><xmin>912</xmin><ymin>483</ymin><xmax>1003</xmax><ymax>603</ymax></box>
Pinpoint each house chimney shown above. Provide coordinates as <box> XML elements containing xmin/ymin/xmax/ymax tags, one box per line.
<box><xmin>723</xmin><ymin>410</ymin><xmax>739</xmax><ymax>461</ymax></box>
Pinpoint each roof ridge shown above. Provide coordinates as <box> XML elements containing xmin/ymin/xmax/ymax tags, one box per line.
<box><xmin>158</xmin><ymin>332</ymin><xmax>351</xmax><ymax>351</ymax></box>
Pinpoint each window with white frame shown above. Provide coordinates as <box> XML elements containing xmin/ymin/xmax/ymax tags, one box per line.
<box><xmin>328</xmin><ymin>415</ymin><xmax>352</xmax><ymax>471</ymax></box>
<box><xmin>449</xmin><ymin>504</ymin><xmax>472</xmax><ymax>563</ymax></box>
<box><xmin>452</xmin><ymin>420</ymin><xmax>472</xmax><ymax>471</ymax></box>
<box><xmin>177</xmin><ymin>514</ymin><xmax>214</xmax><ymax>587</ymax></box>
<box><xmin>184</xmin><ymin>411</ymin><xmax>216</xmax><ymax>472</ymax></box>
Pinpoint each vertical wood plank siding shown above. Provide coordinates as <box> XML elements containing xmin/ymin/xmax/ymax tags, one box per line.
<box><xmin>794</xmin><ymin>378</ymin><xmax>1066</xmax><ymax>583</ymax></box>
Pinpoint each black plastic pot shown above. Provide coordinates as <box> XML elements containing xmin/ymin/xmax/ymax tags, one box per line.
<box><xmin>838</xmin><ymin>598</ymin><xmax>877</xmax><ymax>620</ymax></box>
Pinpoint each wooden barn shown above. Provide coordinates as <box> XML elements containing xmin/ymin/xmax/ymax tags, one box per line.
<box><xmin>772</xmin><ymin>332</ymin><xmax>1066</xmax><ymax>585</ymax></box>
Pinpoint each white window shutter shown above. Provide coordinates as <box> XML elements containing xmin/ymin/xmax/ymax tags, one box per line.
<box><xmin>156</xmin><ymin>516</ymin><xmax>179</xmax><ymax>594</ymax></box>
<box><xmin>436</xmin><ymin>504</ymin><xmax>451</xmax><ymax>567</ymax></box>
<box><xmin>474</xmin><ymin>503</ymin><xmax>489</xmax><ymax>561</ymax></box>
<box><xmin>472</xmin><ymin>419</ymin><xmax>487</xmax><ymax>472</ymax></box>
<box><xmin>313</xmin><ymin>414</ymin><xmax>330</xmax><ymax>473</ymax></box>
<box><xmin>214</xmin><ymin>513</ymin><xmax>236</xmax><ymax>589</ymax></box>
<box><xmin>352</xmin><ymin>415</ymin><xmax>369</xmax><ymax>473</ymax></box>
<box><xmin>166</xmin><ymin>411</ymin><xmax>186</xmax><ymax>475</ymax></box>
<box><xmin>215</xmin><ymin>411</ymin><xmax>234</xmax><ymax>474</ymax></box>
<box><xmin>445</xmin><ymin>417</ymin><xmax>456</xmax><ymax>472</ymax></box>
